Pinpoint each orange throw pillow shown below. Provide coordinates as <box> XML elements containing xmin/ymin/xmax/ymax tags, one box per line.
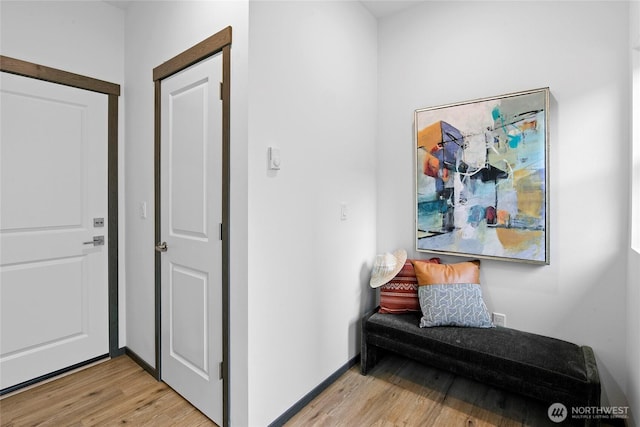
<box><xmin>413</xmin><ymin>259</ymin><xmax>480</xmax><ymax>285</ymax></box>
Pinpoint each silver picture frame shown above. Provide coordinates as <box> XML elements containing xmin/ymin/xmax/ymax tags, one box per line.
<box><xmin>414</xmin><ymin>88</ymin><xmax>550</xmax><ymax>265</ymax></box>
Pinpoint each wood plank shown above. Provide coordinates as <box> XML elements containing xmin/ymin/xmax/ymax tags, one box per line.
<box><xmin>0</xmin><ymin>353</ymin><xmax>621</xmax><ymax>427</ymax></box>
<box><xmin>284</xmin><ymin>354</ymin><xmax>607</xmax><ymax>427</ymax></box>
<box><xmin>0</xmin><ymin>356</ymin><xmax>216</xmax><ymax>427</ymax></box>
<box><xmin>0</xmin><ymin>55</ymin><xmax>120</xmax><ymax>95</ymax></box>
<box><xmin>108</xmin><ymin>92</ymin><xmax>120</xmax><ymax>358</ymax></box>
<box><xmin>152</xmin><ymin>27</ymin><xmax>231</xmax><ymax>81</ymax></box>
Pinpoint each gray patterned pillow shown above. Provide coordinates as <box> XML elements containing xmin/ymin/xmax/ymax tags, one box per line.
<box><xmin>418</xmin><ymin>283</ymin><xmax>494</xmax><ymax>328</ymax></box>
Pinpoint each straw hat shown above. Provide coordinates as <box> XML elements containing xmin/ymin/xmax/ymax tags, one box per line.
<box><xmin>369</xmin><ymin>249</ymin><xmax>407</xmax><ymax>288</ymax></box>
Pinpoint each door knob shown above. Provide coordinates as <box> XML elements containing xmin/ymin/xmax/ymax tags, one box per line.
<box><xmin>155</xmin><ymin>242</ymin><xmax>168</xmax><ymax>252</ymax></box>
<box><xmin>83</xmin><ymin>236</ymin><xmax>105</xmax><ymax>246</ymax></box>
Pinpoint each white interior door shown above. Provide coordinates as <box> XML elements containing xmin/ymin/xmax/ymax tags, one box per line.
<box><xmin>0</xmin><ymin>72</ymin><xmax>109</xmax><ymax>390</ymax></box>
<box><xmin>160</xmin><ymin>53</ymin><xmax>223</xmax><ymax>424</ymax></box>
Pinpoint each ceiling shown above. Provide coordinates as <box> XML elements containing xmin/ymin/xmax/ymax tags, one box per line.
<box><xmin>359</xmin><ymin>1</ymin><xmax>423</xmax><ymax>18</ymax></box>
<box><xmin>103</xmin><ymin>1</ymin><xmax>423</xmax><ymax>18</ymax></box>
<box><xmin>103</xmin><ymin>0</ymin><xmax>131</xmax><ymax>10</ymax></box>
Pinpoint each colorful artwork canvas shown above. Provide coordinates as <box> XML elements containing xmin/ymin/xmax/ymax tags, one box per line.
<box><xmin>415</xmin><ymin>88</ymin><xmax>549</xmax><ymax>264</ymax></box>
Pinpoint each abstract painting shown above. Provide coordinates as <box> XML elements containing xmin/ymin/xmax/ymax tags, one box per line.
<box><xmin>415</xmin><ymin>88</ymin><xmax>549</xmax><ymax>264</ymax></box>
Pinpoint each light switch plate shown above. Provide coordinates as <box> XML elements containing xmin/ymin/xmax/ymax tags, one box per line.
<box><xmin>268</xmin><ymin>147</ymin><xmax>281</xmax><ymax>170</ymax></box>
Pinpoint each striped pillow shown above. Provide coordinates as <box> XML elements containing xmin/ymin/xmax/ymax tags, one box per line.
<box><xmin>378</xmin><ymin>258</ymin><xmax>440</xmax><ymax>314</ymax></box>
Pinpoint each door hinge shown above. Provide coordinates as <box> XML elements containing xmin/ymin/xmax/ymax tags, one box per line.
<box><xmin>219</xmin><ymin>82</ymin><xmax>223</xmax><ymax>101</ymax></box>
<box><xmin>219</xmin><ymin>361</ymin><xmax>224</xmax><ymax>380</ymax></box>
<box><xmin>219</xmin><ymin>223</ymin><xmax>223</xmax><ymax>241</ymax></box>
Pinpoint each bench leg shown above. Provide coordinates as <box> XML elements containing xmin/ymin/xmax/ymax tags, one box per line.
<box><xmin>360</xmin><ymin>308</ymin><xmax>380</xmax><ymax>375</ymax></box>
<box><xmin>360</xmin><ymin>340</ymin><xmax>379</xmax><ymax>375</ymax></box>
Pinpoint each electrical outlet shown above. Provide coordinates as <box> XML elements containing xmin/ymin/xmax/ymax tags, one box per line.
<box><xmin>492</xmin><ymin>312</ymin><xmax>506</xmax><ymax>327</ymax></box>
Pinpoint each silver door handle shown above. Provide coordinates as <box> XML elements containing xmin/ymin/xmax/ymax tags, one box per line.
<box><xmin>155</xmin><ymin>242</ymin><xmax>168</xmax><ymax>252</ymax></box>
<box><xmin>83</xmin><ymin>236</ymin><xmax>105</xmax><ymax>246</ymax></box>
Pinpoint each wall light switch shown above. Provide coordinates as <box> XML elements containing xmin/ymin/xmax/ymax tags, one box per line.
<box><xmin>139</xmin><ymin>201</ymin><xmax>147</xmax><ymax>219</ymax></box>
<box><xmin>340</xmin><ymin>203</ymin><xmax>348</xmax><ymax>221</ymax></box>
<box><xmin>268</xmin><ymin>147</ymin><xmax>281</xmax><ymax>170</ymax></box>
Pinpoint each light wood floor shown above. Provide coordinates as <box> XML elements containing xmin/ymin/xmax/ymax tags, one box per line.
<box><xmin>286</xmin><ymin>353</ymin><xmax>570</xmax><ymax>427</ymax></box>
<box><xmin>0</xmin><ymin>356</ymin><xmax>216</xmax><ymax>427</ymax></box>
<box><xmin>0</xmin><ymin>354</ymin><xmax>617</xmax><ymax>427</ymax></box>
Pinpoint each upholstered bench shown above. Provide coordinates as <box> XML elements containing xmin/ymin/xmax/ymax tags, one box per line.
<box><xmin>361</xmin><ymin>310</ymin><xmax>601</xmax><ymax>412</ymax></box>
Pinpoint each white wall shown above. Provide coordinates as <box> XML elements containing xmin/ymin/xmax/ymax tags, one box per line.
<box><xmin>628</xmin><ymin>1</ymin><xmax>640</xmax><ymax>424</ymax></box>
<box><xmin>0</xmin><ymin>0</ymin><xmax>127</xmax><ymax>347</ymax></box>
<box><xmin>377</xmin><ymin>0</ymin><xmax>631</xmax><ymax>409</ymax></box>
<box><xmin>247</xmin><ymin>2</ymin><xmax>377</xmax><ymax>425</ymax></box>
<box><xmin>121</xmin><ymin>1</ymin><xmax>250</xmax><ymax>424</ymax></box>
<box><xmin>4</xmin><ymin>1</ymin><xmax>637</xmax><ymax>424</ymax></box>
<box><xmin>124</xmin><ymin>1</ymin><xmax>377</xmax><ymax>424</ymax></box>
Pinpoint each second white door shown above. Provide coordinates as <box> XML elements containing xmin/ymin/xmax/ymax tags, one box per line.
<box><xmin>160</xmin><ymin>53</ymin><xmax>223</xmax><ymax>424</ymax></box>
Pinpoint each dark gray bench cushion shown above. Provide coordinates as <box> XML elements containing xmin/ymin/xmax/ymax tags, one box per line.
<box><xmin>361</xmin><ymin>311</ymin><xmax>600</xmax><ymax>409</ymax></box>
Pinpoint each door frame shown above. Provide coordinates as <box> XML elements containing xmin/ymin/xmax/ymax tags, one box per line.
<box><xmin>152</xmin><ymin>26</ymin><xmax>231</xmax><ymax>427</ymax></box>
<box><xmin>0</xmin><ymin>56</ymin><xmax>122</xmax><ymax>392</ymax></box>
